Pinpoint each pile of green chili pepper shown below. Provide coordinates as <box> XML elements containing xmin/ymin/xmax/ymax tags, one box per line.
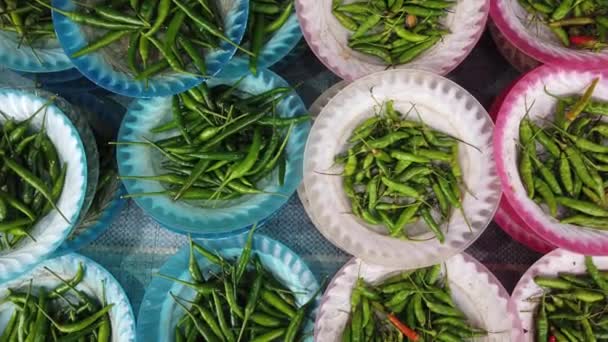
<box><xmin>336</xmin><ymin>100</ymin><xmax>464</xmax><ymax>243</ymax></box>
<box><xmin>33</xmin><ymin>0</ymin><xmax>249</xmax><ymax>80</ymax></box>
<box><xmin>244</xmin><ymin>0</ymin><xmax>295</xmax><ymax>74</ymax></box>
<box><xmin>0</xmin><ymin>98</ymin><xmax>68</xmax><ymax>251</ymax></box>
<box><xmin>0</xmin><ymin>263</ymin><xmax>114</xmax><ymax>341</ymax></box>
<box><xmin>532</xmin><ymin>256</ymin><xmax>608</xmax><ymax>341</ymax></box>
<box><xmin>331</xmin><ymin>0</ymin><xmax>453</xmax><ymax>65</ymax></box>
<box><xmin>117</xmin><ymin>82</ymin><xmax>309</xmax><ymax>204</ymax></box>
<box><xmin>342</xmin><ymin>264</ymin><xmax>486</xmax><ymax>341</ymax></box>
<box><xmin>519</xmin><ymin>0</ymin><xmax>608</xmax><ymax>50</ymax></box>
<box><xmin>0</xmin><ymin>0</ymin><xmax>55</xmax><ymax>46</ymax></box>
<box><xmin>517</xmin><ymin>78</ymin><xmax>608</xmax><ymax>230</ymax></box>
<box><xmin>159</xmin><ymin>230</ymin><xmax>320</xmax><ymax>342</ymax></box>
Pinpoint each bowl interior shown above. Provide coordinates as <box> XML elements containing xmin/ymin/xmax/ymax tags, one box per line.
<box><xmin>117</xmin><ymin>64</ymin><xmax>310</xmax><ymax>234</ymax></box>
<box><xmin>0</xmin><ymin>253</ymin><xmax>136</xmax><ymax>342</ymax></box>
<box><xmin>492</xmin><ymin>0</ymin><xmax>608</xmax><ymax>66</ymax></box>
<box><xmin>52</xmin><ymin>0</ymin><xmax>249</xmax><ymax>97</ymax></box>
<box><xmin>0</xmin><ymin>90</ymin><xmax>87</xmax><ymax>281</ymax></box>
<box><xmin>304</xmin><ymin>69</ymin><xmax>500</xmax><ymax>267</ymax></box>
<box><xmin>315</xmin><ymin>255</ymin><xmax>517</xmax><ymax>341</ymax></box>
<box><xmin>296</xmin><ymin>0</ymin><xmax>489</xmax><ymax>79</ymax></box>
<box><xmin>0</xmin><ymin>30</ymin><xmax>71</xmax><ymax>73</ymax></box>
<box><xmin>138</xmin><ymin>234</ymin><xmax>319</xmax><ymax>342</ymax></box>
<box><xmin>495</xmin><ymin>67</ymin><xmax>608</xmax><ymax>253</ymax></box>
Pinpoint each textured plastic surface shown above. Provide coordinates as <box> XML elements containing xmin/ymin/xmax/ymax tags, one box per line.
<box><xmin>491</xmin><ymin>0</ymin><xmax>608</xmax><ymax>69</ymax></box>
<box><xmin>0</xmin><ymin>253</ymin><xmax>136</xmax><ymax>342</ymax></box>
<box><xmin>240</xmin><ymin>11</ymin><xmax>302</xmax><ymax>69</ymax></box>
<box><xmin>494</xmin><ymin>65</ymin><xmax>608</xmax><ymax>255</ymax></box>
<box><xmin>296</xmin><ymin>0</ymin><xmax>489</xmax><ymax>80</ymax></box>
<box><xmin>137</xmin><ymin>233</ymin><xmax>320</xmax><ymax>342</ymax></box>
<box><xmin>118</xmin><ymin>62</ymin><xmax>310</xmax><ymax>236</ymax></box>
<box><xmin>0</xmin><ymin>31</ymin><xmax>72</xmax><ymax>73</ymax></box>
<box><xmin>488</xmin><ymin>72</ymin><xmax>555</xmax><ymax>254</ymax></box>
<box><xmin>0</xmin><ymin>90</ymin><xmax>88</xmax><ymax>284</ymax></box>
<box><xmin>55</xmin><ymin>93</ymin><xmax>126</xmax><ymax>255</ymax></box>
<box><xmin>304</xmin><ymin>69</ymin><xmax>501</xmax><ymax>268</ymax></box>
<box><xmin>315</xmin><ymin>254</ymin><xmax>523</xmax><ymax>341</ymax></box>
<box><xmin>52</xmin><ymin>0</ymin><xmax>249</xmax><ymax>97</ymax></box>
<box><xmin>487</xmin><ymin>18</ymin><xmax>540</xmax><ymax>73</ymax></box>
<box><xmin>511</xmin><ymin>249</ymin><xmax>605</xmax><ymax>341</ymax></box>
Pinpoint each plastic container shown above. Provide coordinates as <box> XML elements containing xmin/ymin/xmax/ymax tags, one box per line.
<box><xmin>0</xmin><ymin>89</ymin><xmax>88</xmax><ymax>283</ymax></box>
<box><xmin>137</xmin><ymin>233</ymin><xmax>320</xmax><ymax>342</ymax></box>
<box><xmin>117</xmin><ymin>60</ymin><xmax>310</xmax><ymax>236</ymax></box>
<box><xmin>296</xmin><ymin>0</ymin><xmax>489</xmax><ymax>80</ymax></box>
<box><xmin>304</xmin><ymin>69</ymin><xmax>501</xmax><ymax>268</ymax></box>
<box><xmin>51</xmin><ymin>0</ymin><xmax>249</xmax><ymax>97</ymax></box>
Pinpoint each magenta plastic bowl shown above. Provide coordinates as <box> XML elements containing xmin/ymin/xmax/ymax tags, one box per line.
<box><xmin>489</xmin><ymin>72</ymin><xmax>555</xmax><ymax>254</ymax></box>
<box><xmin>494</xmin><ymin>65</ymin><xmax>608</xmax><ymax>255</ymax></box>
<box><xmin>295</xmin><ymin>0</ymin><xmax>489</xmax><ymax>80</ymax></box>
<box><xmin>490</xmin><ymin>0</ymin><xmax>608</xmax><ymax>69</ymax></box>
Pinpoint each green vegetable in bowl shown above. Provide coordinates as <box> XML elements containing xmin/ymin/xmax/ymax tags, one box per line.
<box><xmin>517</xmin><ymin>78</ymin><xmax>608</xmax><ymax>230</ymax></box>
<box><xmin>160</xmin><ymin>229</ymin><xmax>321</xmax><ymax>342</ymax></box>
<box><xmin>116</xmin><ymin>82</ymin><xmax>310</xmax><ymax>206</ymax></box>
<box><xmin>341</xmin><ymin>265</ymin><xmax>487</xmax><ymax>341</ymax></box>
<box><xmin>332</xmin><ymin>0</ymin><xmax>454</xmax><ymax>65</ymax></box>
<box><xmin>0</xmin><ymin>0</ymin><xmax>55</xmax><ymax>47</ymax></box>
<box><xmin>336</xmin><ymin>100</ymin><xmax>465</xmax><ymax>243</ymax></box>
<box><xmin>33</xmin><ymin>0</ymin><xmax>251</xmax><ymax>80</ymax></box>
<box><xmin>0</xmin><ymin>263</ymin><xmax>113</xmax><ymax>341</ymax></box>
<box><xmin>0</xmin><ymin>97</ymin><xmax>68</xmax><ymax>251</ymax></box>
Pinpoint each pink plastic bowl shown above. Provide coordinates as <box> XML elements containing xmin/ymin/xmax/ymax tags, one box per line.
<box><xmin>494</xmin><ymin>65</ymin><xmax>608</xmax><ymax>255</ymax></box>
<box><xmin>490</xmin><ymin>0</ymin><xmax>608</xmax><ymax>69</ymax></box>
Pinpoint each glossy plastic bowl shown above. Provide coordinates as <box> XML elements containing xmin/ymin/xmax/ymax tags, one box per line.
<box><xmin>0</xmin><ymin>253</ymin><xmax>136</xmax><ymax>341</ymax></box>
<box><xmin>0</xmin><ymin>89</ymin><xmax>88</xmax><ymax>283</ymax></box>
<box><xmin>51</xmin><ymin>0</ymin><xmax>249</xmax><ymax>97</ymax></box>
<box><xmin>494</xmin><ymin>65</ymin><xmax>608</xmax><ymax>255</ymax></box>
<box><xmin>54</xmin><ymin>93</ymin><xmax>127</xmax><ymax>255</ymax></box>
<box><xmin>491</xmin><ymin>0</ymin><xmax>608</xmax><ymax>69</ymax></box>
<box><xmin>304</xmin><ymin>69</ymin><xmax>501</xmax><ymax>268</ymax></box>
<box><xmin>137</xmin><ymin>233</ymin><xmax>320</xmax><ymax>342</ymax></box>
<box><xmin>0</xmin><ymin>30</ymin><xmax>72</xmax><ymax>73</ymax></box>
<box><xmin>117</xmin><ymin>60</ymin><xmax>310</xmax><ymax>236</ymax></box>
<box><xmin>315</xmin><ymin>254</ymin><xmax>523</xmax><ymax>341</ymax></box>
<box><xmin>296</xmin><ymin>0</ymin><xmax>489</xmax><ymax>80</ymax></box>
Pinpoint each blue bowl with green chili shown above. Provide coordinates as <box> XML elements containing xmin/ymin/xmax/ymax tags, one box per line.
<box><xmin>116</xmin><ymin>60</ymin><xmax>310</xmax><ymax>237</ymax></box>
<box><xmin>53</xmin><ymin>93</ymin><xmax>127</xmax><ymax>256</ymax></box>
<box><xmin>51</xmin><ymin>0</ymin><xmax>249</xmax><ymax>98</ymax></box>
<box><xmin>0</xmin><ymin>30</ymin><xmax>73</xmax><ymax>73</ymax></box>
<box><xmin>136</xmin><ymin>233</ymin><xmax>320</xmax><ymax>342</ymax></box>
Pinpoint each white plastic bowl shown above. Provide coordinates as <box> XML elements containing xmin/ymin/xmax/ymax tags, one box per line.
<box><xmin>0</xmin><ymin>90</ymin><xmax>87</xmax><ymax>283</ymax></box>
<box><xmin>303</xmin><ymin>69</ymin><xmax>501</xmax><ymax>268</ymax></box>
<box><xmin>296</xmin><ymin>0</ymin><xmax>489</xmax><ymax>80</ymax></box>
<box><xmin>314</xmin><ymin>254</ymin><xmax>523</xmax><ymax>341</ymax></box>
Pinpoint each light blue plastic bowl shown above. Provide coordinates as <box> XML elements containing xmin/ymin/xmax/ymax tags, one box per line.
<box><xmin>51</xmin><ymin>0</ymin><xmax>249</xmax><ymax>97</ymax></box>
<box><xmin>117</xmin><ymin>60</ymin><xmax>311</xmax><ymax>236</ymax></box>
<box><xmin>0</xmin><ymin>253</ymin><xmax>136</xmax><ymax>342</ymax></box>
<box><xmin>17</xmin><ymin>68</ymin><xmax>83</xmax><ymax>85</ymax></box>
<box><xmin>240</xmin><ymin>9</ymin><xmax>302</xmax><ymax>69</ymax></box>
<box><xmin>0</xmin><ymin>31</ymin><xmax>72</xmax><ymax>73</ymax></box>
<box><xmin>137</xmin><ymin>233</ymin><xmax>320</xmax><ymax>342</ymax></box>
<box><xmin>54</xmin><ymin>93</ymin><xmax>127</xmax><ymax>255</ymax></box>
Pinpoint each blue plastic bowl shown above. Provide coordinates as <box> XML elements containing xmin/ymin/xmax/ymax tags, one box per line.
<box><xmin>51</xmin><ymin>0</ymin><xmax>249</xmax><ymax>97</ymax></box>
<box><xmin>17</xmin><ymin>68</ymin><xmax>83</xmax><ymax>85</ymax></box>
<box><xmin>54</xmin><ymin>93</ymin><xmax>127</xmax><ymax>255</ymax></box>
<box><xmin>0</xmin><ymin>31</ymin><xmax>72</xmax><ymax>73</ymax></box>
<box><xmin>239</xmin><ymin>9</ymin><xmax>302</xmax><ymax>69</ymax></box>
<box><xmin>117</xmin><ymin>61</ymin><xmax>311</xmax><ymax>236</ymax></box>
<box><xmin>137</xmin><ymin>233</ymin><xmax>320</xmax><ymax>342</ymax></box>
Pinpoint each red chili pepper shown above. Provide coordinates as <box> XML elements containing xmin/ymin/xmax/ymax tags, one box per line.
<box><xmin>549</xmin><ymin>335</ymin><xmax>557</xmax><ymax>342</ymax></box>
<box><xmin>570</xmin><ymin>35</ymin><xmax>598</xmax><ymax>47</ymax></box>
<box><xmin>387</xmin><ymin>313</ymin><xmax>419</xmax><ymax>341</ymax></box>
